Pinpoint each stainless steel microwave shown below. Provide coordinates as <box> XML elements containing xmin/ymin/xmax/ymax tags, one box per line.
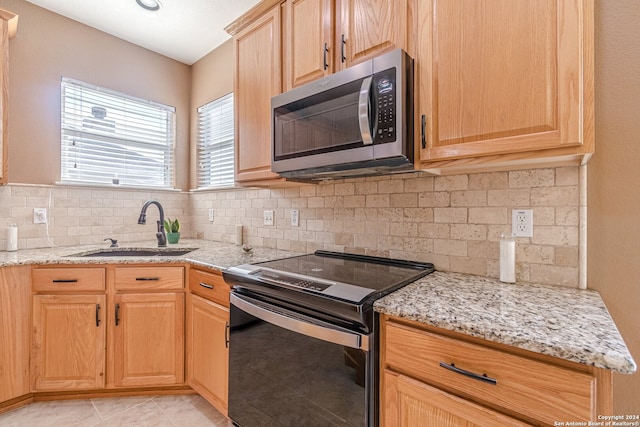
<box><xmin>271</xmin><ymin>49</ymin><xmax>414</xmax><ymax>181</ymax></box>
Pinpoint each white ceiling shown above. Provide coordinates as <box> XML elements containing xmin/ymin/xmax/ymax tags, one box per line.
<box><xmin>25</xmin><ymin>0</ymin><xmax>261</xmax><ymax>65</ymax></box>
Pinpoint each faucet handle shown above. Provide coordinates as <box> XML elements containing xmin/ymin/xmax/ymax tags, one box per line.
<box><xmin>103</xmin><ymin>238</ymin><xmax>118</xmax><ymax>248</ymax></box>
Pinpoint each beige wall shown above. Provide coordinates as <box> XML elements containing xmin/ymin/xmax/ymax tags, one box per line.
<box><xmin>0</xmin><ymin>0</ymin><xmax>192</xmax><ymax>190</ymax></box>
<box><xmin>589</xmin><ymin>0</ymin><xmax>640</xmax><ymax>413</ymax></box>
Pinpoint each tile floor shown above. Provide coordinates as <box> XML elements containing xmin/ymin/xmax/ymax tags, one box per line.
<box><xmin>0</xmin><ymin>394</ymin><xmax>229</xmax><ymax>427</ymax></box>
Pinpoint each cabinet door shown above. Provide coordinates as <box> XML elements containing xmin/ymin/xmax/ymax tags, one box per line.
<box><xmin>234</xmin><ymin>5</ymin><xmax>282</xmax><ymax>183</ymax></box>
<box><xmin>113</xmin><ymin>292</ymin><xmax>184</xmax><ymax>387</ymax></box>
<box><xmin>337</xmin><ymin>0</ymin><xmax>411</xmax><ymax>68</ymax></box>
<box><xmin>0</xmin><ymin>266</ymin><xmax>30</xmax><ymax>401</ymax></box>
<box><xmin>417</xmin><ymin>0</ymin><xmax>588</xmax><ymax>162</ymax></box>
<box><xmin>31</xmin><ymin>294</ymin><xmax>106</xmax><ymax>391</ymax></box>
<box><xmin>383</xmin><ymin>370</ymin><xmax>532</xmax><ymax>427</ymax></box>
<box><xmin>187</xmin><ymin>294</ymin><xmax>229</xmax><ymax>415</ymax></box>
<box><xmin>0</xmin><ymin>10</ymin><xmax>17</xmax><ymax>184</ymax></box>
<box><xmin>284</xmin><ymin>0</ymin><xmax>334</xmax><ymax>90</ymax></box>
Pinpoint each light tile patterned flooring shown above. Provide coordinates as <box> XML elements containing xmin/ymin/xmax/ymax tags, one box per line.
<box><xmin>0</xmin><ymin>394</ymin><xmax>229</xmax><ymax>427</ymax></box>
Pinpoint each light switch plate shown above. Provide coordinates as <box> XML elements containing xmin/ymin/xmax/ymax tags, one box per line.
<box><xmin>291</xmin><ymin>209</ymin><xmax>299</xmax><ymax>227</ymax></box>
<box><xmin>208</xmin><ymin>208</ymin><xmax>214</xmax><ymax>222</ymax></box>
<box><xmin>263</xmin><ymin>210</ymin><xmax>274</xmax><ymax>226</ymax></box>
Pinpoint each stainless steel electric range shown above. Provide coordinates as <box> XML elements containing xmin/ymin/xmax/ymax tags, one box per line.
<box><xmin>222</xmin><ymin>250</ymin><xmax>434</xmax><ymax>427</ymax></box>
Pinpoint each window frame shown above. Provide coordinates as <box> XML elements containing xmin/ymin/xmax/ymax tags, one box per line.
<box><xmin>196</xmin><ymin>92</ymin><xmax>235</xmax><ymax>190</ymax></box>
<box><xmin>59</xmin><ymin>77</ymin><xmax>177</xmax><ymax>189</ymax></box>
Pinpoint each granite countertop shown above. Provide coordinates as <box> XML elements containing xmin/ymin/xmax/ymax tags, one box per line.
<box><xmin>0</xmin><ymin>239</ymin><xmax>302</xmax><ymax>272</ymax></box>
<box><xmin>1</xmin><ymin>241</ymin><xmax>635</xmax><ymax>374</ymax></box>
<box><xmin>374</xmin><ymin>271</ymin><xmax>637</xmax><ymax>375</ymax></box>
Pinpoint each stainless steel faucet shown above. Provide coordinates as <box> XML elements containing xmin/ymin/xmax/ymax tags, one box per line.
<box><xmin>137</xmin><ymin>200</ymin><xmax>167</xmax><ymax>247</ymax></box>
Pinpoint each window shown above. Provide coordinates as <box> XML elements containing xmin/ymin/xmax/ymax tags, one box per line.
<box><xmin>60</xmin><ymin>78</ymin><xmax>176</xmax><ymax>188</ymax></box>
<box><xmin>197</xmin><ymin>93</ymin><xmax>234</xmax><ymax>189</ymax></box>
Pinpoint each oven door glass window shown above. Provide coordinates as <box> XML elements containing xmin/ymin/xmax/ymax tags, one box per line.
<box><xmin>229</xmin><ymin>307</ymin><xmax>367</xmax><ymax>426</ymax></box>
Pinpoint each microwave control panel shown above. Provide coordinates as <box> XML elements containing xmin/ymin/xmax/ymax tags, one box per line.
<box><xmin>374</xmin><ymin>67</ymin><xmax>397</xmax><ymax>144</ymax></box>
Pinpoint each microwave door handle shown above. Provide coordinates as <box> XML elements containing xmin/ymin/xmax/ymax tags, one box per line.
<box><xmin>358</xmin><ymin>76</ymin><xmax>374</xmax><ymax>145</ymax></box>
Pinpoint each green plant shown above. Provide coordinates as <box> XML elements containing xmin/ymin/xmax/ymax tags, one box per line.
<box><xmin>163</xmin><ymin>218</ymin><xmax>180</xmax><ymax>233</ymax></box>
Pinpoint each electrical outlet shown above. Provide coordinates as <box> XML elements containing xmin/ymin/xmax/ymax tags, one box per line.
<box><xmin>291</xmin><ymin>209</ymin><xmax>299</xmax><ymax>227</ymax></box>
<box><xmin>33</xmin><ymin>208</ymin><xmax>48</xmax><ymax>224</ymax></box>
<box><xmin>208</xmin><ymin>208</ymin><xmax>214</xmax><ymax>222</ymax></box>
<box><xmin>512</xmin><ymin>209</ymin><xmax>533</xmax><ymax>237</ymax></box>
<box><xmin>263</xmin><ymin>210</ymin><xmax>274</xmax><ymax>226</ymax></box>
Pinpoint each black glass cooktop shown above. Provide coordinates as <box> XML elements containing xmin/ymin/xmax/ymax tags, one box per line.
<box><xmin>252</xmin><ymin>250</ymin><xmax>434</xmax><ymax>292</ymax></box>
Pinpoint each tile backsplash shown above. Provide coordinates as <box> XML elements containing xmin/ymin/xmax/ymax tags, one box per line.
<box><xmin>0</xmin><ymin>184</ymin><xmax>190</xmax><ymax>250</ymax></box>
<box><xmin>191</xmin><ymin>167</ymin><xmax>582</xmax><ymax>288</ymax></box>
<box><xmin>0</xmin><ymin>166</ymin><xmax>582</xmax><ymax>287</ymax></box>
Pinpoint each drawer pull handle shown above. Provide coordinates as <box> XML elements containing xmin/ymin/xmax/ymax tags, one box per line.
<box><xmin>199</xmin><ymin>282</ymin><xmax>214</xmax><ymax>289</ymax></box>
<box><xmin>439</xmin><ymin>361</ymin><xmax>497</xmax><ymax>386</ymax></box>
<box><xmin>135</xmin><ymin>277</ymin><xmax>160</xmax><ymax>281</ymax></box>
<box><xmin>52</xmin><ymin>279</ymin><xmax>78</xmax><ymax>283</ymax></box>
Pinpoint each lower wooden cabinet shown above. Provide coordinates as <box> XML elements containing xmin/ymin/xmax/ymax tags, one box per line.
<box><xmin>381</xmin><ymin>315</ymin><xmax>611</xmax><ymax>426</ymax></box>
<box><xmin>0</xmin><ymin>266</ymin><xmax>31</xmax><ymax>403</ymax></box>
<box><xmin>30</xmin><ymin>265</ymin><xmax>186</xmax><ymax>393</ymax></box>
<box><xmin>383</xmin><ymin>370</ymin><xmax>531</xmax><ymax>427</ymax></box>
<box><xmin>31</xmin><ymin>294</ymin><xmax>106</xmax><ymax>391</ymax></box>
<box><xmin>187</xmin><ymin>293</ymin><xmax>229</xmax><ymax>415</ymax></box>
<box><xmin>113</xmin><ymin>292</ymin><xmax>185</xmax><ymax>387</ymax></box>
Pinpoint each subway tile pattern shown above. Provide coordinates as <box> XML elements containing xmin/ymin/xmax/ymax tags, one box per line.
<box><xmin>0</xmin><ymin>166</ymin><xmax>582</xmax><ymax>287</ymax></box>
<box><xmin>190</xmin><ymin>167</ymin><xmax>582</xmax><ymax>287</ymax></box>
<box><xmin>0</xmin><ymin>184</ymin><xmax>190</xmax><ymax>251</ymax></box>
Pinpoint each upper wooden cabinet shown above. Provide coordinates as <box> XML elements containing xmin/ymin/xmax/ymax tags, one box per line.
<box><xmin>228</xmin><ymin>3</ymin><xmax>283</xmax><ymax>185</ymax></box>
<box><xmin>283</xmin><ymin>0</ymin><xmax>413</xmax><ymax>90</ymax></box>
<box><xmin>415</xmin><ymin>0</ymin><xmax>593</xmax><ymax>170</ymax></box>
<box><xmin>0</xmin><ymin>9</ymin><xmax>18</xmax><ymax>184</ymax></box>
<box><xmin>283</xmin><ymin>0</ymin><xmax>334</xmax><ymax>90</ymax></box>
<box><xmin>337</xmin><ymin>0</ymin><xmax>413</xmax><ymax>68</ymax></box>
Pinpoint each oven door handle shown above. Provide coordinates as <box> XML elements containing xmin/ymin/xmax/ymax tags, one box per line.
<box><xmin>231</xmin><ymin>293</ymin><xmax>369</xmax><ymax>351</ymax></box>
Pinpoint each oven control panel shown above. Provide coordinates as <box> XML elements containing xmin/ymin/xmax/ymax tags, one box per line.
<box><xmin>251</xmin><ymin>269</ymin><xmax>331</xmax><ymax>292</ymax></box>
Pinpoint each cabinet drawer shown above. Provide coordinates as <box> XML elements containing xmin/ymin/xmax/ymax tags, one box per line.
<box><xmin>32</xmin><ymin>267</ymin><xmax>106</xmax><ymax>292</ymax></box>
<box><xmin>384</xmin><ymin>321</ymin><xmax>596</xmax><ymax>425</ymax></box>
<box><xmin>114</xmin><ymin>266</ymin><xmax>184</xmax><ymax>290</ymax></box>
<box><xmin>189</xmin><ymin>268</ymin><xmax>230</xmax><ymax>307</ymax></box>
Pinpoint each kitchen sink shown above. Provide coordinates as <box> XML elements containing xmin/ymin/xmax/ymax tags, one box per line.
<box><xmin>68</xmin><ymin>248</ymin><xmax>197</xmax><ymax>257</ymax></box>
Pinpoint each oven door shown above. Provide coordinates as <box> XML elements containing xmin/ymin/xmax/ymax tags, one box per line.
<box><xmin>228</xmin><ymin>292</ymin><xmax>373</xmax><ymax>427</ymax></box>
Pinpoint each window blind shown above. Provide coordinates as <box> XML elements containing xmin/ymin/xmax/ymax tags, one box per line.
<box><xmin>197</xmin><ymin>93</ymin><xmax>235</xmax><ymax>189</ymax></box>
<box><xmin>60</xmin><ymin>78</ymin><xmax>176</xmax><ymax>188</ymax></box>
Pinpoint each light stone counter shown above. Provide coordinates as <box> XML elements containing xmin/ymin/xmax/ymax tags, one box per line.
<box><xmin>374</xmin><ymin>271</ymin><xmax>637</xmax><ymax>374</ymax></box>
<box><xmin>0</xmin><ymin>239</ymin><xmax>301</xmax><ymax>271</ymax></box>
<box><xmin>2</xmin><ymin>242</ymin><xmax>635</xmax><ymax>374</ymax></box>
